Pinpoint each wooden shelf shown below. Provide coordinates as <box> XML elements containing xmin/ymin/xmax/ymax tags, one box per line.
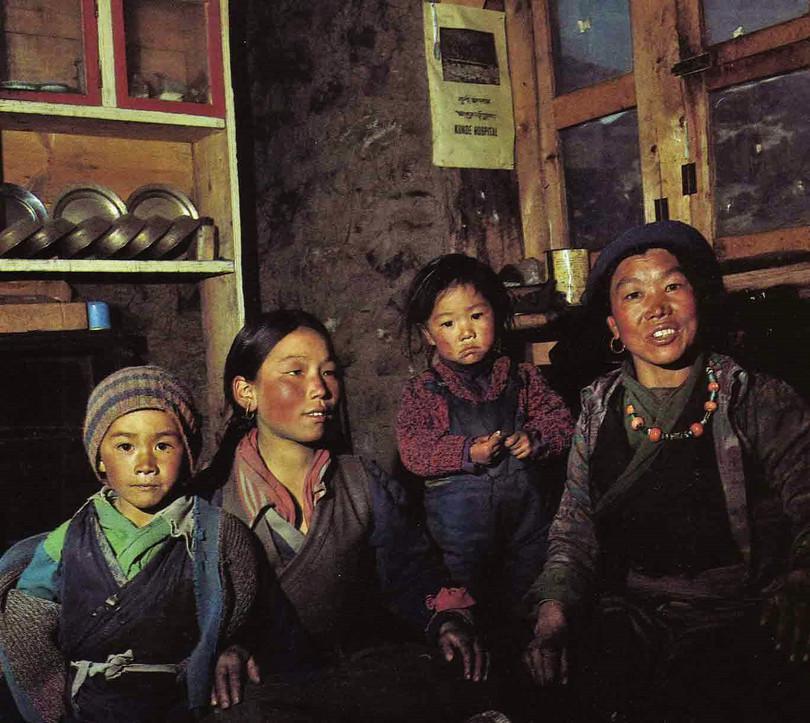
<box><xmin>513</xmin><ymin>311</ymin><xmax>559</xmax><ymax>330</ymax></box>
<box><xmin>723</xmin><ymin>262</ymin><xmax>810</xmax><ymax>293</ymax></box>
<box><xmin>0</xmin><ymin>101</ymin><xmax>224</xmax><ymax>141</ymax></box>
<box><xmin>0</xmin><ymin>259</ymin><xmax>234</xmax><ymax>276</ymax></box>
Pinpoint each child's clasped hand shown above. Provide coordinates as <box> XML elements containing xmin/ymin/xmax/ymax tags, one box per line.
<box><xmin>471</xmin><ymin>429</ymin><xmax>535</xmax><ymax>465</ymax></box>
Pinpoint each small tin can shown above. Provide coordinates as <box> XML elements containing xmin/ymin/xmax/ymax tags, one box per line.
<box><xmin>86</xmin><ymin>301</ymin><xmax>111</xmax><ymax>330</ymax></box>
<box><xmin>547</xmin><ymin>249</ymin><xmax>590</xmax><ymax>305</ymax></box>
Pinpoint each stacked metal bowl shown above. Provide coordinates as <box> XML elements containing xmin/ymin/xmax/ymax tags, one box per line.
<box><xmin>0</xmin><ymin>182</ymin><xmax>213</xmax><ymax>260</ymax></box>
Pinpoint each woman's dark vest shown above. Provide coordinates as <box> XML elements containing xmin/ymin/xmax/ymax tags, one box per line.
<box><xmin>592</xmin><ymin>384</ymin><xmax>741</xmax><ymax>583</ymax></box>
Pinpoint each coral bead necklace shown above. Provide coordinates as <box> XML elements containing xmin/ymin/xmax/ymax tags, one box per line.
<box><xmin>625</xmin><ymin>366</ymin><xmax>719</xmax><ymax>443</ymax></box>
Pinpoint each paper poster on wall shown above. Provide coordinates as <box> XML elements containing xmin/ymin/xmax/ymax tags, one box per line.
<box><xmin>423</xmin><ymin>2</ymin><xmax>515</xmax><ymax>169</ymax></box>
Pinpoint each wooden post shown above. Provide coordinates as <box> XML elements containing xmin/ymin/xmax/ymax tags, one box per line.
<box><xmin>505</xmin><ymin>0</ymin><xmax>548</xmax><ymax>261</ymax></box>
<box><xmin>630</xmin><ymin>1</ymin><xmax>693</xmax><ymax>226</ymax></box>
<box><xmin>529</xmin><ymin>0</ymin><xmax>568</xmax><ymax>251</ymax></box>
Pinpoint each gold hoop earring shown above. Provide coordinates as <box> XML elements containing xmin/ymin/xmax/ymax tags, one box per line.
<box><xmin>244</xmin><ymin>403</ymin><xmax>256</xmax><ymax>423</ymax></box>
<box><xmin>609</xmin><ymin>336</ymin><xmax>625</xmax><ymax>355</ymax></box>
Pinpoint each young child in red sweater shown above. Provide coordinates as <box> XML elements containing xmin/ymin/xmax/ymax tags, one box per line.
<box><xmin>397</xmin><ymin>253</ymin><xmax>574</xmax><ymax>623</ymax></box>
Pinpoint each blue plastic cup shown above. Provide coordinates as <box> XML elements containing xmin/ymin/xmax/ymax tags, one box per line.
<box><xmin>86</xmin><ymin>301</ymin><xmax>111</xmax><ymax>330</ymax></box>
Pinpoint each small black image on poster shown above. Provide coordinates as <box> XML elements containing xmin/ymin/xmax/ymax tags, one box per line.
<box><xmin>439</xmin><ymin>28</ymin><xmax>500</xmax><ymax>85</ymax></box>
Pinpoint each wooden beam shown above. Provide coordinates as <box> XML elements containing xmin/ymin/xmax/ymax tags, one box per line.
<box><xmin>513</xmin><ymin>312</ymin><xmax>556</xmax><ymax>330</ymax></box>
<box><xmin>552</xmin><ymin>74</ymin><xmax>636</xmax><ymax>130</ymax></box>
<box><xmin>713</xmin><ymin>16</ymin><xmax>810</xmax><ymax>66</ymax></box>
<box><xmin>723</xmin><ymin>262</ymin><xmax>810</xmax><ymax>292</ymax></box>
<box><xmin>529</xmin><ymin>0</ymin><xmax>568</xmax><ymax>250</ymax></box>
<box><xmin>504</xmin><ymin>0</ymin><xmax>546</xmax><ymax>260</ymax></box>
<box><xmin>631</xmin><ymin>1</ymin><xmax>693</xmax><ymax>225</ymax></box>
<box><xmin>715</xmin><ymin>226</ymin><xmax>810</xmax><ymax>261</ymax></box>
<box><xmin>676</xmin><ymin>0</ymin><xmax>715</xmax><ymax>243</ymax></box>
<box><xmin>706</xmin><ymin>38</ymin><xmax>810</xmax><ymax>91</ymax></box>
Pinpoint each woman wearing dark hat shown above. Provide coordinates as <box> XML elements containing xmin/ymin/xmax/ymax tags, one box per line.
<box><xmin>522</xmin><ymin>221</ymin><xmax>810</xmax><ymax>720</ymax></box>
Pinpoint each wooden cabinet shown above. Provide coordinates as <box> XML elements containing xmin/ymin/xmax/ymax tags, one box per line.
<box><xmin>0</xmin><ymin>0</ymin><xmax>244</xmax><ymax>446</ymax></box>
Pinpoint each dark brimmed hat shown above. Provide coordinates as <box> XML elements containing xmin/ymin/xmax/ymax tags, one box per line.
<box><xmin>585</xmin><ymin>220</ymin><xmax>721</xmax><ymax>309</ymax></box>
<box><xmin>83</xmin><ymin>365</ymin><xmax>202</xmax><ymax>479</ymax></box>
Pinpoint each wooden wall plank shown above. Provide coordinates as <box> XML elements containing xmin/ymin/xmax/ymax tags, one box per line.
<box><xmin>713</xmin><ymin>16</ymin><xmax>810</xmax><ymax>65</ymax></box>
<box><xmin>715</xmin><ymin>227</ymin><xmax>810</xmax><ymax>261</ymax></box>
<box><xmin>504</xmin><ymin>0</ymin><xmax>546</xmax><ymax>260</ymax></box>
<box><xmin>706</xmin><ymin>39</ymin><xmax>810</xmax><ymax>91</ymax></box>
<box><xmin>630</xmin><ymin>1</ymin><xmax>693</xmax><ymax>225</ymax></box>
<box><xmin>676</xmin><ymin>0</ymin><xmax>715</xmax><ymax>243</ymax></box>
<box><xmin>1</xmin><ymin>129</ymin><xmax>194</xmax><ymax>209</ymax></box>
<box><xmin>192</xmin><ymin>131</ymin><xmax>232</xmax><ymax>257</ymax></box>
<box><xmin>552</xmin><ymin>74</ymin><xmax>636</xmax><ymax>130</ymax></box>
<box><xmin>723</xmin><ymin>262</ymin><xmax>810</xmax><ymax>292</ymax></box>
<box><xmin>195</xmin><ymin>0</ymin><xmax>245</xmax><ymax>449</ymax></box>
<box><xmin>529</xmin><ymin>0</ymin><xmax>567</xmax><ymax>250</ymax></box>
<box><xmin>5</xmin><ymin>2</ymin><xmax>82</xmax><ymax>37</ymax></box>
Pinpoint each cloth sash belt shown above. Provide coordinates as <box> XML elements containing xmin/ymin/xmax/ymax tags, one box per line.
<box><xmin>70</xmin><ymin>649</ymin><xmax>181</xmax><ymax>701</ymax></box>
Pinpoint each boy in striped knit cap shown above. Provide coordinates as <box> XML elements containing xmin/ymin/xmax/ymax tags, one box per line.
<box><xmin>3</xmin><ymin>366</ymin><xmax>263</xmax><ymax>722</ymax></box>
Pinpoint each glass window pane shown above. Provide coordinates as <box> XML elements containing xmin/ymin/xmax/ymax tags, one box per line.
<box><xmin>703</xmin><ymin>0</ymin><xmax>808</xmax><ymax>45</ymax></box>
<box><xmin>123</xmin><ymin>0</ymin><xmax>213</xmax><ymax>104</ymax></box>
<box><xmin>711</xmin><ymin>68</ymin><xmax>810</xmax><ymax>237</ymax></box>
<box><xmin>550</xmin><ymin>0</ymin><xmax>633</xmax><ymax>95</ymax></box>
<box><xmin>0</xmin><ymin>0</ymin><xmax>87</xmax><ymax>93</ymax></box>
<box><xmin>561</xmin><ymin>109</ymin><xmax>644</xmax><ymax>250</ymax></box>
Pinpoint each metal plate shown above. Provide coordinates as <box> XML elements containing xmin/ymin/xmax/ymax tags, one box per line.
<box><xmin>92</xmin><ymin>214</ymin><xmax>146</xmax><ymax>258</ymax></box>
<box><xmin>0</xmin><ymin>80</ymin><xmax>39</xmax><ymax>92</ymax></box>
<box><xmin>11</xmin><ymin>218</ymin><xmax>75</xmax><ymax>259</ymax></box>
<box><xmin>52</xmin><ymin>184</ymin><xmax>127</xmax><ymax>225</ymax></box>
<box><xmin>117</xmin><ymin>215</ymin><xmax>173</xmax><ymax>259</ymax></box>
<box><xmin>59</xmin><ymin>216</ymin><xmax>112</xmax><ymax>259</ymax></box>
<box><xmin>0</xmin><ymin>218</ymin><xmax>43</xmax><ymax>257</ymax></box>
<box><xmin>0</xmin><ymin>183</ymin><xmax>48</xmax><ymax>225</ymax></box>
<box><xmin>143</xmin><ymin>216</ymin><xmax>207</xmax><ymax>259</ymax></box>
<box><xmin>39</xmin><ymin>83</ymin><xmax>73</xmax><ymax>93</ymax></box>
<box><xmin>126</xmin><ymin>184</ymin><xmax>199</xmax><ymax>220</ymax></box>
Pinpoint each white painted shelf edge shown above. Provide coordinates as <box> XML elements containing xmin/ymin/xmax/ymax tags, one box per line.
<box><xmin>0</xmin><ymin>259</ymin><xmax>234</xmax><ymax>275</ymax></box>
<box><xmin>0</xmin><ymin>100</ymin><xmax>225</xmax><ymax>129</ymax></box>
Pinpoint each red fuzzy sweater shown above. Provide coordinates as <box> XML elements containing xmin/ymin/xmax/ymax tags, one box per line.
<box><xmin>397</xmin><ymin>356</ymin><xmax>574</xmax><ymax>478</ymax></box>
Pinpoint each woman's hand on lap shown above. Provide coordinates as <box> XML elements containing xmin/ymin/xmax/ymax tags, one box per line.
<box><xmin>524</xmin><ymin>600</ymin><xmax>568</xmax><ymax>686</ymax></box>
<box><xmin>438</xmin><ymin>618</ymin><xmax>489</xmax><ymax>682</ymax></box>
<box><xmin>210</xmin><ymin>644</ymin><xmax>261</xmax><ymax>709</ymax></box>
<box><xmin>761</xmin><ymin>568</ymin><xmax>810</xmax><ymax>663</ymax></box>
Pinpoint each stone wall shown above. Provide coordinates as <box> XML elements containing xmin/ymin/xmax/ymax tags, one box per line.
<box><xmin>236</xmin><ymin>0</ymin><xmax>524</xmax><ymax>467</ymax></box>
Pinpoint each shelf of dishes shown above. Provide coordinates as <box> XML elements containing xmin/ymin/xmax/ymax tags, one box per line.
<box><xmin>0</xmin><ymin>182</ymin><xmax>222</xmax><ymax>263</ymax></box>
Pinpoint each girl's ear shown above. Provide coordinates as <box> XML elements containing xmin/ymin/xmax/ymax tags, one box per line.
<box><xmin>420</xmin><ymin>325</ymin><xmax>436</xmax><ymax>347</ymax></box>
<box><xmin>97</xmin><ymin>460</ymin><xmax>106</xmax><ymax>476</ymax></box>
<box><xmin>606</xmin><ymin>316</ymin><xmax>619</xmax><ymax>340</ymax></box>
<box><xmin>232</xmin><ymin>376</ymin><xmax>256</xmax><ymax>413</ymax></box>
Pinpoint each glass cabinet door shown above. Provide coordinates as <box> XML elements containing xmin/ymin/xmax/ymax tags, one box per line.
<box><xmin>111</xmin><ymin>0</ymin><xmax>225</xmax><ymax>116</ymax></box>
<box><xmin>711</xmin><ymin>68</ymin><xmax>810</xmax><ymax>237</ymax></box>
<box><xmin>0</xmin><ymin>0</ymin><xmax>100</xmax><ymax>104</ymax></box>
<box><xmin>560</xmin><ymin>109</ymin><xmax>644</xmax><ymax>250</ymax></box>
<box><xmin>549</xmin><ymin>0</ymin><xmax>634</xmax><ymax>95</ymax></box>
<box><xmin>702</xmin><ymin>0</ymin><xmax>808</xmax><ymax>45</ymax></box>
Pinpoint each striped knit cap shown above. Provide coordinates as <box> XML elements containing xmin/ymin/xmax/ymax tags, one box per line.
<box><xmin>83</xmin><ymin>365</ymin><xmax>202</xmax><ymax>479</ymax></box>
